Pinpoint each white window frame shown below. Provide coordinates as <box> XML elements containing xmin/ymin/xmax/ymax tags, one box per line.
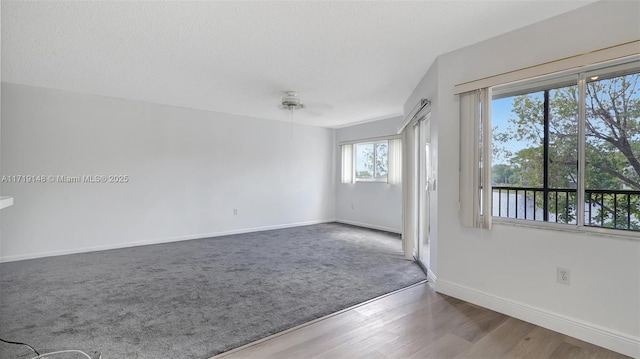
<box><xmin>354</xmin><ymin>140</ymin><xmax>388</xmax><ymax>183</ymax></box>
<box><xmin>339</xmin><ymin>135</ymin><xmax>401</xmax><ymax>185</ymax></box>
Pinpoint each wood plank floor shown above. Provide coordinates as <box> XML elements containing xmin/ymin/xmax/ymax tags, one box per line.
<box><xmin>212</xmin><ymin>282</ymin><xmax>631</xmax><ymax>359</ymax></box>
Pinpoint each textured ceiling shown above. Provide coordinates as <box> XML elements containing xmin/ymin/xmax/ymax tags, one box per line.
<box><xmin>1</xmin><ymin>1</ymin><xmax>594</xmax><ymax>128</ymax></box>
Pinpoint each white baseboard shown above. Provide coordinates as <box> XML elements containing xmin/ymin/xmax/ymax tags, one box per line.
<box><xmin>0</xmin><ymin>219</ymin><xmax>336</xmax><ymax>263</ymax></box>
<box><xmin>426</xmin><ymin>268</ymin><xmax>437</xmax><ymax>284</ymax></box>
<box><xmin>335</xmin><ymin>219</ymin><xmax>401</xmax><ymax>234</ymax></box>
<box><xmin>436</xmin><ymin>279</ymin><xmax>640</xmax><ymax>358</ymax></box>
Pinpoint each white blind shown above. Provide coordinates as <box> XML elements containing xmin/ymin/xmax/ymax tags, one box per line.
<box><xmin>387</xmin><ymin>138</ymin><xmax>402</xmax><ymax>185</ymax></box>
<box><xmin>400</xmin><ymin>125</ymin><xmax>416</xmax><ymax>260</ymax></box>
<box><xmin>341</xmin><ymin>144</ymin><xmax>353</xmax><ymax>184</ymax></box>
<box><xmin>459</xmin><ymin>89</ymin><xmax>492</xmax><ymax>229</ymax></box>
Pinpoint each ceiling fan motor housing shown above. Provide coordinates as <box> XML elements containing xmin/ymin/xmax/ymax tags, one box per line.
<box><xmin>282</xmin><ymin>91</ymin><xmax>304</xmax><ymax>110</ymax></box>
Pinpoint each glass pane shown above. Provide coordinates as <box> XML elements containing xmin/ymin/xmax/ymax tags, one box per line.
<box><xmin>355</xmin><ymin>143</ymin><xmax>374</xmax><ymax>180</ymax></box>
<box><xmin>548</xmin><ymin>85</ymin><xmax>579</xmax><ymax>189</ymax></box>
<box><xmin>585</xmin><ymin>71</ymin><xmax>640</xmax><ymax>230</ymax></box>
<box><xmin>492</xmin><ymin>92</ymin><xmax>544</xmax><ymax>220</ymax></box>
<box><xmin>492</xmin><ymin>92</ymin><xmax>544</xmax><ymax>188</ymax></box>
<box><xmin>548</xmin><ymin>84</ymin><xmax>579</xmax><ymax>224</ymax></box>
<box><xmin>374</xmin><ymin>142</ymin><xmax>388</xmax><ymax>180</ymax></box>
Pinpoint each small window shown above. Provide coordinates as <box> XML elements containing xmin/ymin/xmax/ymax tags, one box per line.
<box><xmin>341</xmin><ymin>138</ymin><xmax>401</xmax><ymax>184</ymax></box>
<box><xmin>355</xmin><ymin>141</ymin><xmax>388</xmax><ymax>182</ymax></box>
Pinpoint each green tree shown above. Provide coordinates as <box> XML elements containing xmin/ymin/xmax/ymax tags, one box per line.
<box><xmin>492</xmin><ymin>164</ymin><xmax>516</xmax><ymax>185</ymax></box>
<box><xmin>361</xmin><ymin>143</ymin><xmax>388</xmax><ymax>178</ymax></box>
<box><xmin>585</xmin><ymin>74</ymin><xmax>640</xmax><ymax>189</ymax></box>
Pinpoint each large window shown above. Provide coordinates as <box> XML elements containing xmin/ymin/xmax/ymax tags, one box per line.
<box><xmin>491</xmin><ymin>62</ymin><xmax>640</xmax><ymax>231</ymax></box>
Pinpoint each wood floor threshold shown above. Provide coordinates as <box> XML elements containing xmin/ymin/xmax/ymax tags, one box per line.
<box><xmin>209</xmin><ymin>280</ymin><xmax>429</xmax><ymax>359</ymax></box>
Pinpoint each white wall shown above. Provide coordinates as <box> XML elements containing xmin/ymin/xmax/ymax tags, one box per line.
<box><xmin>0</xmin><ymin>83</ymin><xmax>336</xmax><ymax>261</ymax></box>
<box><xmin>406</xmin><ymin>1</ymin><xmax>640</xmax><ymax>356</ymax></box>
<box><xmin>335</xmin><ymin>117</ymin><xmax>403</xmax><ymax>233</ymax></box>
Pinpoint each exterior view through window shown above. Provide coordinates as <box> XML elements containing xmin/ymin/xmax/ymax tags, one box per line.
<box><xmin>492</xmin><ymin>64</ymin><xmax>640</xmax><ymax>231</ymax></box>
<box><xmin>355</xmin><ymin>141</ymin><xmax>388</xmax><ymax>182</ymax></box>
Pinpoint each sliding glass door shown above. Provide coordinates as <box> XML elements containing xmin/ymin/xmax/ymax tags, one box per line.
<box><xmin>414</xmin><ymin>115</ymin><xmax>432</xmax><ymax>270</ymax></box>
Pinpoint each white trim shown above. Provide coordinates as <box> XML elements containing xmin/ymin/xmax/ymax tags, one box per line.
<box><xmin>454</xmin><ymin>41</ymin><xmax>640</xmax><ymax>94</ymax></box>
<box><xmin>0</xmin><ymin>219</ymin><xmax>336</xmax><ymax>263</ymax></box>
<box><xmin>426</xmin><ymin>268</ymin><xmax>437</xmax><ymax>284</ymax></box>
<box><xmin>338</xmin><ymin>134</ymin><xmax>401</xmax><ymax>146</ymax></box>
<box><xmin>348</xmin><ymin>180</ymin><xmax>390</xmax><ymax>184</ymax></box>
<box><xmin>335</xmin><ymin>219</ymin><xmax>401</xmax><ymax>234</ymax></box>
<box><xmin>492</xmin><ymin>218</ymin><xmax>640</xmax><ymax>242</ymax></box>
<box><xmin>330</xmin><ymin>113</ymin><xmax>403</xmax><ymax>130</ymax></box>
<box><xmin>436</xmin><ymin>280</ymin><xmax>640</xmax><ymax>358</ymax></box>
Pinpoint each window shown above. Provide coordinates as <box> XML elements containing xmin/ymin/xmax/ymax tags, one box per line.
<box><xmin>340</xmin><ymin>138</ymin><xmax>401</xmax><ymax>184</ymax></box>
<box><xmin>355</xmin><ymin>141</ymin><xmax>388</xmax><ymax>182</ymax></box>
<box><xmin>491</xmin><ymin>61</ymin><xmax>640</xmax><ymax>231</ymax></box>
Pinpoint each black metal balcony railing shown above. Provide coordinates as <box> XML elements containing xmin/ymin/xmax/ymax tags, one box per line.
<box><xmin>492</xmin><ymin>186</ymin><xmax>640</xmax><ymax>231</ymax></box>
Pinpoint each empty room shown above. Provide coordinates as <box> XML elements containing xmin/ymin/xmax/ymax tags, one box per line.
<box><xmin>1</xmin><ymin>1</ymin><xmax>639</xmax><ymax>359</ymax></box>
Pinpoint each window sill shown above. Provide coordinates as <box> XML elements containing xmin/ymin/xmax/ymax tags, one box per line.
<box><xmin>492</xmin><ymin>217</ymin><xmax>640</xmax><ymax>241</ymax></box>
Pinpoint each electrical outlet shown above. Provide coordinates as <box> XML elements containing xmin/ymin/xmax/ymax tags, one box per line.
<box><xmin>233</xmin><ymin>209</ymin><xmax>238</xmax><ymax>216</ymax></box>
<box><xmin>557</xmin><ymin>267</ymin><xmax>570</xmax><ymax>285</ymax></box>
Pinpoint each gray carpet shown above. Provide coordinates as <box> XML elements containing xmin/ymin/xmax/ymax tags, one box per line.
<box><xmin>0</xmin><ymin>223</ymin><xmax>426</xmax><ymax>358</ymax></box>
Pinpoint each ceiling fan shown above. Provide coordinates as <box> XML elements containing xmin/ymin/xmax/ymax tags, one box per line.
<box><xmin>281</xmin><ymin>91</ymin><xmax>304</xmax><ymax>137</ymax></box>
<box><xmin>279</xmin><ymin>90</ymin><xmax>333</xmax><ymax>118</ymax></box>
<box><xmin>281</xmin><ymin>91</ymin><xmax>305</xmax><ymax>111</ymax></box>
